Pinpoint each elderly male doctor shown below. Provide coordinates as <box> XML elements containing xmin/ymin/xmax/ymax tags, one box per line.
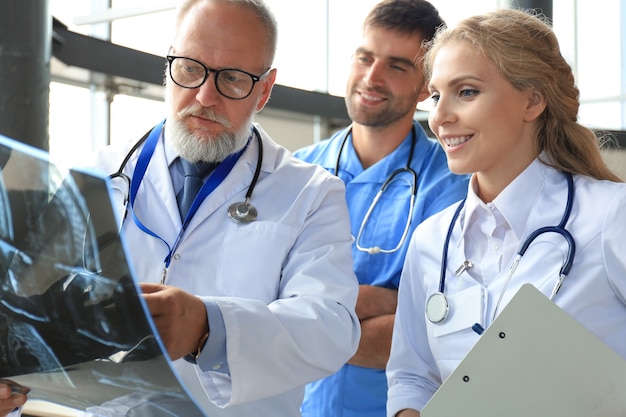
<box><xmin>1</xmin><ymin>1</ymin><xmax>359</xmax><ymax>416</ymax></box>
<box><xmin>95</xmin><ymin>0</ymin><xmax>360</xmax><ymax>415</ymax></box>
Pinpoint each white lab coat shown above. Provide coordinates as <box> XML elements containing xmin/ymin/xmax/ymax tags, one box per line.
<box><xmin>90</xmin><ymin>123</ymin><xmax>360</xmax><ymax>416</ymax></box>
<box><xmin>387</xmin><ymin>160</ymin><xmax>626</xmax><ymax>416</ymax></box>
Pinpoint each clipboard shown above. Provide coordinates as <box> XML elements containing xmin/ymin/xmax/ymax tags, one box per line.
<box><xmin>422</xmin><ymin>284</ymin><xmax>626</xmax><ymax>416</ymax></box>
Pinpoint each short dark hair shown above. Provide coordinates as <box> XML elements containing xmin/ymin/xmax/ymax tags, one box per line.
<box><xmin>364</xmin><ymin>0</ymin><xmax>445</xmax><ymax>42</ymax></box>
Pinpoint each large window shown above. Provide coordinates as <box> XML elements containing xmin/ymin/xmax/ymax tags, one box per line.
<box><xmin>49</xmin><ymin>0</ymin><xmax>626</xmax><ymax>163</ymax></box>
<box><xmin>566</xmin><ymin>0</ymin><xmax>624</xmax><ymax>130</ymax></box>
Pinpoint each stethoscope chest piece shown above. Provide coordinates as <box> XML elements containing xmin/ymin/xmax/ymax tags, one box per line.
<box><xmin>228</xmin><ymin>200</ymin><xmax>257</xmax><ymax>224</ymax></box>
<box><xmin>426</xmin><ymin>292</ymin><xmax>449</xmax><ymax>323</ymax></box>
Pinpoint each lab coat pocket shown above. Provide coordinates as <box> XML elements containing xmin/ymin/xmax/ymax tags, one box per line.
<box><xmin>433</xmin><ymin>285</ymin><xmax>485</xmax><ymax>338</ymax></box>
<box><xmin>215</xmin><ymin>221</ymin><xmax>297</xmax><ymax>302</ymax></box>
<box><xmin>429</xmin><ymin>287</ymin><xmax>485</xmax><ymax>381</ymax></box>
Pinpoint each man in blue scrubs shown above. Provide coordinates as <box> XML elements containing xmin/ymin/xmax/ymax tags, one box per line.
<box><xmin>294</xmin><ymin>1</ymin><xmax>469</xmax><ymax>416</ymax></box>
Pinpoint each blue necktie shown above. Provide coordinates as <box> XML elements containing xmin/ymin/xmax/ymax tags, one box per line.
<box><xmin>178</xmin><ymin>158</ymin><xmax>215</xmax><ymax>220</ymax></box>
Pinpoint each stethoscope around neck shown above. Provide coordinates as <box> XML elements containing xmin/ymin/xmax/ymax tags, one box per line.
<box><xmin>335</xmin><ymin>125</ymin><xmax>418</xmax><ymax>254</ymax></box>
<box><xmin>108</xmin><ymin>120</ymin><xmax>263</xmax><ymax>283</ymax></box>
<box><xmin>108</xmin><ymin>119</ymin><xmax>263</xmax><ymax>227</ymax></box>
<box><xmin>425</xmin><ymin>171</ymin><xmax>576</xmax><ymax>326</ymax></box>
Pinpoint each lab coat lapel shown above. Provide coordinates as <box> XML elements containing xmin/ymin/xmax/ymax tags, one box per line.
<box><xmin>448</xmin><ymin>209</ymin><xmax>473</xmax><ymax>291</ymax></box>
<box><xmin>131</xmin><ymin>140</ymin><xmax>182</xmax><ymax>241</ymax></box>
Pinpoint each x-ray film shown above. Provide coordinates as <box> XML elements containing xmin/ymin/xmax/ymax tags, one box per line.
<box><xmin>0</xmin><ymin>135</ymin><xmax>206</xmax><ymax>416</ymax></box>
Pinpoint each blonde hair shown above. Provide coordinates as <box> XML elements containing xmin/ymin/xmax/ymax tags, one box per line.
<box><xmin>423</xmin><ymin>8</ymin><xmax>622</xmax><ymax>182</ymax></box>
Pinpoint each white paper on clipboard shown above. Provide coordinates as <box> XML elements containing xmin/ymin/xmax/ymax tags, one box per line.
<box><xmin>422</xmin><ymin>283</ymin><xmax>626</xmax><ymax>417</ymax></box>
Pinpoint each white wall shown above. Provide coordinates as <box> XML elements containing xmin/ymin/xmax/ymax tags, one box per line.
<box><xmin>256</xmin><ymin>107</ymin><xmax>344</xmax><ymax>153</ymax></box>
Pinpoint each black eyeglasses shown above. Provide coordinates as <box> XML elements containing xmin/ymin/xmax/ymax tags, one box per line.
<box><xmin>166</xmin><ymin>55</ymin><xmax>270</xmax><ymax>100</ymax></box>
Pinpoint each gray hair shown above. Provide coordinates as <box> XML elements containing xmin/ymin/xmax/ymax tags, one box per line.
<box><xmin>174</xmin><ymin>0</ymin><xmax>278</xmax><ymax>64</ymax></box>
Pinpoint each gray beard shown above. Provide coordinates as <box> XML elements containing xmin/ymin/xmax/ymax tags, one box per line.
<box><xmin>165</xmin><ymin>113</ymin><xmax>254</xmax><ymax>163</ymax></box>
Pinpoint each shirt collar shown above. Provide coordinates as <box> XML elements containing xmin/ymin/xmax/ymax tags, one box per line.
<box><xmin>459</xmin><ymin>157</ymin><xmax>547</xmax><ymax>244</ymax></box>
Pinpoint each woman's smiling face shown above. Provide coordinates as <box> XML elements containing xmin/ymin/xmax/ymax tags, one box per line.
<box><xmin>427</xmin><ymin>40</ymin><xmax>544</xmax><ymax>200</ymax></box>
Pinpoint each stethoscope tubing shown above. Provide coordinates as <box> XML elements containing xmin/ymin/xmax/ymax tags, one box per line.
<box><xmin>518</xmin><ymin>172</ymin><xmax>575</xmax><ymax>276</ymax></box>
<box><xmin>106</xmin><ymin>120</ymin><xmax>264</xmax><ymax>282</ymax></box>
<box><xmin>108</xmin><ymin>121</ymin><xmax>263</xmax><ymax>225</ymax></box>
<box><xmin>108</xmin><ymin>128</ymin><xmax>153</xmax><ymax>208</ymax></box>
<box><xmin>431</xmin><ymin>171</ymin><xmax>576</xmax><ymax>324</ymax></box>
<box><xmin>336</xmin><ymin>125</ymin><xmax>419</xmax><ymax>254</ymax></box>
<box><xmin>334</xmin><ymin>125</ymin><xmax>417</xmax><ymax>178</ymax></box>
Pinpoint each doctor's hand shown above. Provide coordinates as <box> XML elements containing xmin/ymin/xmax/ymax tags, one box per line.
<box><xmin>140</xmin><ymin>283</ymin><xmax>209</xmax><ymax>361</ymax></box>
<box><xmin>0</xmin><ymin>381</ymin><xmax>28</xmax><ymax>417</ymax></box>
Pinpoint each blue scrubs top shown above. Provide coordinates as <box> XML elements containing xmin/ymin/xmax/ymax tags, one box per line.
<box><xmin>293</xmin><ymin>122</ymin><xmax>469</xmax><ymax>417</ymax></box>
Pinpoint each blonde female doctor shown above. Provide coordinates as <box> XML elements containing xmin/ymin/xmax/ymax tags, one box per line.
<box><xmin>386</xmin><ymin>8</ymin><xmax>626</xmax><ymax>417</ymax></box>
